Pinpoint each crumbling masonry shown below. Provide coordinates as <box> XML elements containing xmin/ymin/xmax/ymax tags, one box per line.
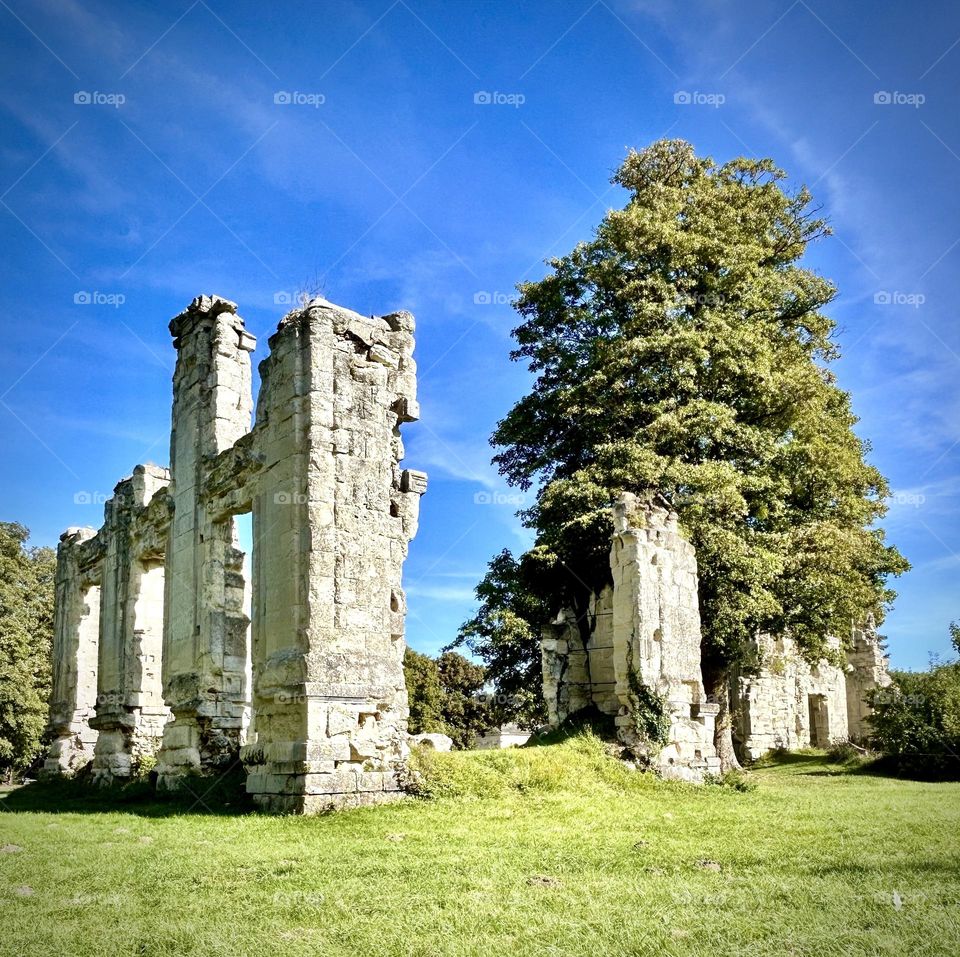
<box><xmin>542</xmin><ymin>494</ymin><xmax>891</xmax><ymax>777</ymax></box>
<box><xmin>44</xmin><ymin>294</ymin><xmax>426</xmax><ymax>812</ymax></box>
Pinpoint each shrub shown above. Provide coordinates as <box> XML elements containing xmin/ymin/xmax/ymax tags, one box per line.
<box><xmin>867</xmin><ymin>651</ymin><xmax>960</xmax><ymax>778</ymax></box>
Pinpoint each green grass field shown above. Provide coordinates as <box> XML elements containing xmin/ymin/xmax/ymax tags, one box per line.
<box><xmin>1</xmin><ymin>737</ymin><xmax>958</xmax><ymax>957</ymax></box>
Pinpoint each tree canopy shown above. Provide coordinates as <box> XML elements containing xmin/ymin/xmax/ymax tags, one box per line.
<box><xmin>463</xmin><ymin>140</ymin><xmax>908</xmax><ymax>759</ymax></box>
<box><xmin>403</xmin><ymin>648</ymin><xmax>488</xmax><ymax>748</ymax></box>
<box><xmin>0</xmin><ymin>522</ymin><xmax>56</xmax><ymax>776</ymax></box>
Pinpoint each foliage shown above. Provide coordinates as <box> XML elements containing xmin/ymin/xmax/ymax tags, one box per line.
<box><xmin>447</xmin><ymin>549</ymin><xmax>551</xmax><ymax>729</ymax></box>
<box><xmin>404</xmin><ymin>648</ymin><xmax>445</xmax><ymax>735</ymax></box>
<box><xmin>625</xmin><ymin>648</ymin><xmax>671</xmax><ymax>749</ymax></box>
<box><xmin>435</xmin><ymin>650</ymin><xmax>487</xmax><ymax>749</ymax></box>
<box><xmin>484</xmin><ymin>139</ymin><xmax>906</xmax><ymax>714</ymax></box>
<box><xmin>0</xmin><ymin>522</ymin><xmax>56</xmax><ymax>776</ymax></box>
<box><xmin>705</xmin><ymin>768</ymin><xmax>758</xmax><ymax>792</ymax></box>
<box><xmin>525</xmin><ymin>703</ymin><xmax>618</xmax><ymax>747</ymax></box>
<box><xmin>866</xmin><ymin>630</ymin><xmax>960</xmax><ymax>777</ymax></box>
<box><xmin>404</xmin><ymin>647</ymin><xmax>489</xmax><ymax>748</ymax></box>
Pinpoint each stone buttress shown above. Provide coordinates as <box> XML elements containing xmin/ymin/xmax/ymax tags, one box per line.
<box><xmin>240</xmin><ymin>299</ymin><xmax>425</xmax><ymax>812</ymax></box>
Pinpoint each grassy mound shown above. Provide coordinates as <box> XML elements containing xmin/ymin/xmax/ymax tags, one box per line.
<box><xmin>405</xmin><ymin>729</ymin><xmax>656</xmax><ymax>799</ymax></box>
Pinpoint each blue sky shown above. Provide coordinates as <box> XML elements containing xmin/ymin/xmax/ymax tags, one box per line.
<box><xmin>1</xmin><ymin>0</ymin><xmax>958</xmax><ymax>669</ymax></box>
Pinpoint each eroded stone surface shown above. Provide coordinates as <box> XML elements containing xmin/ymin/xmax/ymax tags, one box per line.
<box><xmin>543</xmin><ymin>494</ymin><xmax>720</xmax><ymax>780</ymax></box>
<box><xmin>43</xmin><ymin>527</ymin><xmax>101</xmax><ymax>776</ymax></box>
<box><xmin>733</xmin><ymin>622</ymin><xmax>890</xmax><ymax>759</ymax></box>
<box><xmin>86</xmin><ymin>465</ymin><xmax>172</xmax><ymax>784</ymax></box>
<box><xmin>45</xmin><ymin>293</ymin><xmax>426</xmax><ymax>812</ymax></box>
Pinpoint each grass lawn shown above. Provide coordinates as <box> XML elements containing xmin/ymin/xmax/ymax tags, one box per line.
<box><xmin>0</xmin><ymin>737</ymin><xmax>958</xmax><ymax>957</ymax></box>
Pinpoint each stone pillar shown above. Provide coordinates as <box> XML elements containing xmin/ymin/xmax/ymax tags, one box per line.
<box><xmin>541</xmin><ymin>608</ymin><xmax>591</xmax><ymax>727</ymax></box>
<box><xmin>43</xmin><ymin>527</ymin><xmax>102</xmax><ymax>775</ymax></box>
<box><xmin>90</xmin><ymin>466</ymin><xmax>172</xmax><ymax>784</ymax></box>
<box><xmin>242</xmin><ymin>298</ymin><xmax>425</xmax><ymax>812</ymax></box>
<box><xmin>156</xmin><ymin>295</ymin><xmax>256</xmax><ymax>787</ymax></box>
<box><xmin>609</xmin><ymin>493</ymin><xmax>719</xmax><ymax>779</ymax></box>
<box><xmin>845</xmin><ymin>619</ymin><xmax>891</xmax><ymax>741</ymax></box>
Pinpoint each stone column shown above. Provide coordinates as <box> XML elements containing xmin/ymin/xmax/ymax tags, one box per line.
<box><xmin>43</xmin><ymin>527</ymin><xmax>102</xmax><ymax>776</ymax></box>
<box><xmin>156</xmin><ymin>295</ymin><xmax>256</xmax><ymax>788</ymax></box>
<box><xmin>541</xmin><ymin>607</ymin><xmax>591</xmax><ymax>727</ymax></box>
<box><xmin>242</xmin><ymin>298</ymin><xmax>425</xmax><ymax>812</ymax></box>
<box><xmin>609</xmin><ymin>493</ymin><xmax>719</xmax><ymax>779</ymax></box>
<box><xmin>90</xmin><ymin>466</ymin><xmax>171</xmax><ymax>784</ymax></box>
<box><xmin>845</xmin><ymin>618</ymin><xmax>891</xmax><ymax>741</ymax></box>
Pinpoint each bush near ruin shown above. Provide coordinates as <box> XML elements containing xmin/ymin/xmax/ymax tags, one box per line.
<box><xmin>0</xmin><ymin>522</ymin><xmax>55</xmax><ymax>777</ymax></box>
<box><xmin>867</xmin><ymin>624</ymin><xmax>960</xmax><ymax>777</ymax></box>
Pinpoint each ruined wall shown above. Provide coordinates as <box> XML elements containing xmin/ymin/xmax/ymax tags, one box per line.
<box><xmin>43</xmin><ymin>527</ymin><xmax>102</xmax><ymax>775</ymax></box>
<box><xmin>542</xmin><ymin>494</ymin><xmax>719</xmax><ymax>780</ymax></box>
<box><xmin>732</xmin><ymin>626</ymin><xmax>889</xmax><ymax>760</ymax></box>
<box><xmin>241</xmin><ymin>299</ymin><xmax>425</xmax><ymax>812</ymax></box>
<box><xmin>845</xmin><ymin>621</ymin><xmax>891</xmax><ymax>741</ymax></box>
<box><xmin>541</xmin><ymin>587</ymin><xmax>616</xmax><ymax>726</ymax></box>
<box><xmin>610</xmin><ymin>495</ymin><xmax>719</xmax><ymax>779</ymax></box>
<box><xmin>45</xmin><ymin>292</ymin><xmax>424</xmax><ymax>811</ymax></box>
<box><xmin>90</xmin><ymin>465</ymin><xmax>172</xmax><ymax>783</ymax></box>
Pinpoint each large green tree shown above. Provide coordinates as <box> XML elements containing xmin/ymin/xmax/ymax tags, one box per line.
<box><xmin>448</xmin><ymin>549</ymin><xmax>551</xmax><ymax>729</ymax></box>
<box><xmin>403</xmin><ymin>647</ymin><xmax>489</xmax><ymax>748</ymax></box>
<box><xmin>0</xmin><ymin>522</ymin><xmax>56</xmax><ymax>777</ymax></box>
<box><xmin>484</xmin><ymin>139</ymin><xmax>907</xmax><ymax>768</ymax></box>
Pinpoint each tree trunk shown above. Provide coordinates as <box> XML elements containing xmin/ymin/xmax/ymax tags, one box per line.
<box><xmin>703</xmin><ymin>665</ymin><xmax>742</xmax><ymax>773</ymax></box>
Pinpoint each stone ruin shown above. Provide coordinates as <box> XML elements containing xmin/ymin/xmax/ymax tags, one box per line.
<box><xmin>541</xmin><ymin>493</ymin><xmax>891</xmax><ymax>778</ymax></box>
<box><xmin>732</xmin><ymin>622</ymin><xmax>891</xmax><ymax>761</ymax></box>
<box><xmin>44</xmin><ymin>293</ymin><xmax>427</xmax><ymax>812</ymax></box>
<box><xmin>45</xmin><ymin>293</ymin><xmax>893</xmax><ymax>798</ymax></box>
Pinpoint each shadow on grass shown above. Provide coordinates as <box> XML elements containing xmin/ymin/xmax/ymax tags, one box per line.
<box><xmin>753</xmin><ymin>749</ymin><xmax>960</xmax><ymax>783</ymax></box>
<box><xmin>0</xmin><ymin>765</ymin><xmax>254</xmax><ymax>817</ymax></box>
